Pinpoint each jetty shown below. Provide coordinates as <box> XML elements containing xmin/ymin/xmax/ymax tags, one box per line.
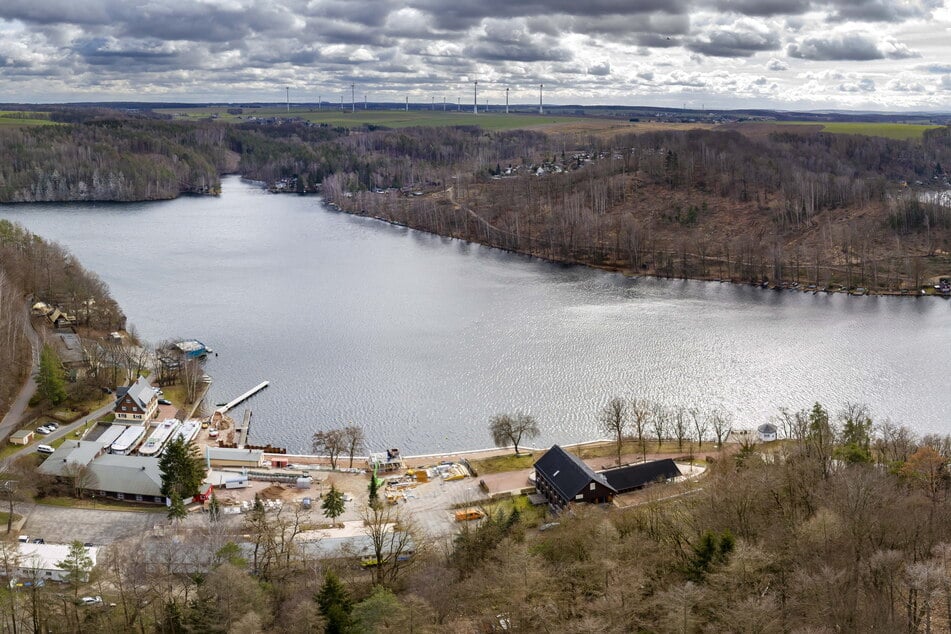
<box><xmin>216</xmin><ymin>381</ymin><xmax>269</xmax><ymax>414</ymax></box>
<box><xmin>235</xmin><ymin>410</ymin><xmax>252</xmax><ymax>446</ymax></box>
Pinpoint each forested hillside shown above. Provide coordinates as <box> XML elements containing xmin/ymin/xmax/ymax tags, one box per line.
<box><xmin>1</xmin><ymin>111</ymin><xmax>950</xmax><ymax>290</ymax></box>
<box><xmin>0</xmin><ymin>220</ymin><xmax>125</xmax><ymax>414</ymax></box>
<box><xmin>0</xmin><ymin>120</ymin><xmax>226</xmax><ymax>202</ymax></box>
<box><xmin>324</xmin><ymin>125</ymin><xmax>951</xmax><ymax>292</ymax></box>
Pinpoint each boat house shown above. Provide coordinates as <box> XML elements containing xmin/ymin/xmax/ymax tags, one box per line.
<box><xmin>533</xmin><ymin>445</ymin><xmax>617</xmax><ymax>509</ymax></box>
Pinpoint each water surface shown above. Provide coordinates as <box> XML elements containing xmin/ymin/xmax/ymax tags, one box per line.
<box><xmin>2</xmin><ymin>176</ymin><xmax>948</xmax><ymax>453</ymax></box>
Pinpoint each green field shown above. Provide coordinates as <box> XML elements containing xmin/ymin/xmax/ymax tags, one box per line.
<box><xmin>155</xmin><ymin>106</ymin><xmax>595</xmax><ymax>130</ymax></box>
<box><xmin>0</xmin><ymin>110</ymin><xmax>57</xmax><ymax>127</ymax></box>
<box><xmin>777</xmin><ymin>121</ymin><xmax>943</xmax><ymax>140</ymax></box>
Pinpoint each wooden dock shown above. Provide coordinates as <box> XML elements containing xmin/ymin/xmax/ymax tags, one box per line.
<box><xmin>235</xmin><ymin>410</ymin><xmax>252</xmax><ymax>446</ymax></box>
<box><xmin>216</xmin><ymin>381</ymin><xmax>268</xmax><ymax>414</ymax></box>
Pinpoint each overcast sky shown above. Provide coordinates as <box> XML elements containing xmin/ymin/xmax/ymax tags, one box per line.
<box><xmin>1</xmin><ymin>0</ymin><xmax>950</xmax><ymax>111</ymax></box>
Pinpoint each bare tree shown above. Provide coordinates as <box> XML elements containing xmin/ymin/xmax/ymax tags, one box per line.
<box><xmin>312</xmin><ymin>429</ymin><xmax>347</xmax><ymax>470</ymax></box>
<box><xmin>0</xmin><ymin>458</ymin><xmax>38</xmax><ymax>533</ymax></box>
<box><xmin>709</xmin><ymin>408</ymin><xmax>733</xmax><ymax>448</ymax></box>
<box><xmin>62</xmin><ymin>462</ymin><xmax>99</xmax><ymax>499</ymax></box>
<box><xmin>690</xmin><ymin>407</ymin><xmax>709</xmax><ymax>451</ymax></box>
<box><xmin>489</xmin><ymin>412</ymin><xmax>541</xmax><ymax>456</ymax></box>
<box><xmin>360</xmin><ymin>502</ymin><xmax>422</xmax><ymax>587</ymax></box>
<box><xmin>630</xmin><ymin>398</ymin><xmax>652</xmax><ymax>462</ymax></box>
<box><xmin>342</xmin><ymin>424</ymin><xmax>366</xmax><ymax>469</ymax></box>
<box><xmin>672</xmin><ymin>406</ymin><xmax>689</xmax><ymax>452</ymax></box>
<box><xmin>651</xmin><ymin>403</ymin><xmax>669</xmax><ymax>450</ymax></box>
<box><xmin>180</xmin><ymin>356</ymin><xmax>206</xmax><ymax>404</ymax></box>
<box><xmin>599</xmin><ymin>397</ymin><xmax>627</xmax><ymax>465</ymax></box>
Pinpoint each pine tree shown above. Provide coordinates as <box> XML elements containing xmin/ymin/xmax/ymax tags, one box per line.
<box><xmin>322</xmin><ymin>483</ymin><xmax>345</xmax><ymax>524</ymax></box>
<box><xmin>159</xmin><ymin>436</ymin><xmax>205</xmax><ymax>499</ymax></box>
<box><xmin>36</xmin><ymin>344</ymin><xmax>67</xmax><ymax>405</ymax></box>
<box><xmin>368</xmin><ymin>472</ymin><xmax>380</xmax><ymax>508</ymax></box>
<box><xmin>167</xmin><ymin>491</ymin><xmax>187</xmax><ymax>521</ymax></box>
<box><xmin>316</xmin><ymin>570</ymin><xmax>352</xmax><ymax>634</ymax></box>
<box><xmin>208</xmin><ymin>491</ymin><xmax>221</xmax><ymax>523</ymax></box>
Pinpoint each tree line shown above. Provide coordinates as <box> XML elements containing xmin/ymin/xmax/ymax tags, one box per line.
<box><xmin>5</xmin><ymin>402</ymin><xmax>951</xmax><ymax>631</ymax></box>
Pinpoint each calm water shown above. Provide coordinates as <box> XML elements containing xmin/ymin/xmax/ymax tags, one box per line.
<box><xmin>2</xmin><ymin>176</ymin><xmax>949</xmax><ymax>454</ymax></box>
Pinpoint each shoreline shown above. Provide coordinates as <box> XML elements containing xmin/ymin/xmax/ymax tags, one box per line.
<box><xmin>323</xmin><ymin>199</ymin><xmax>951</xmax><ymax>300</ymax></box>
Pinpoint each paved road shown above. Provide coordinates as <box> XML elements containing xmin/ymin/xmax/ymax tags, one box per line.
<box><xmin>1</xmin><ymin>400</ymin><xmax>116</xmax><ymax>467</ymax></box>
<box><xmin>0</xmin><ymin>304</ymin><xmax>41</xmax><ymax>440</ymax></box>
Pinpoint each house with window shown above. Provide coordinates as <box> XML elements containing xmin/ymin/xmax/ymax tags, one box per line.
<box><xmin>533</xmin><ymin>445</ymin><xmax>617</xmax><ymax>508</ymax></box>
<box><xmin>114</xmin><ymin>376</ymin><xmax>158</xmax><ymax>422</ymax></box>
<box><xmin>88</xmin><ymin>454</ymin><xmax>166</xmax><ymax>503</ymax></box>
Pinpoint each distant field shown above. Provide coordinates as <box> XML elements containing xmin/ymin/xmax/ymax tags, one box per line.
<box><xmin>154</xmin><ymin>106</ymin><xmax>613</xmax><ymax>131</ymax></box>
<box><xmin>0</xmin><ymin>110</ymin><xmax>56</xmax><ymax>127</ymax></box>
<box><xmin>774</xmin><ymin>121</ymin><xmax>943</xmax><ymax>140</ymax></box>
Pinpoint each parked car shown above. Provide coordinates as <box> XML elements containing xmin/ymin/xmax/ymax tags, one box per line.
<box><xmin>31</xmin><ymin>538</ymin><xmax>45</xmax><ymax>544</ymax></box>
<box><xmin>158</xmin><ymin>399</ymin><xmax>172</xmax><ymax>406</ymax></box>
<box><xmin>35</xmin><ymin>426</ymin><xmax>52</xmax><ymax>435</ymax></box>
<box><xmin>300</xmin><ymin>497</ymin><xmax>312</xmax><ymax>510</ymax></box>
<box><xmin>45</xmin><ymin>422</ymin><xmax>58</xmax><ymax>430</ymax></box>
<box><xmin>78</xmin><ymin>596</ymin><xmax>103</xmax><ymax>606</ymax></box>
<box><xmin>36</xmin><ymin>445</ymin><xmax>54</xmax><ymax>454</ymax></box>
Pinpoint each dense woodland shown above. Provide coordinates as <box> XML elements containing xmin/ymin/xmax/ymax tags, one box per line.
<box><xmin>0</xmin><ymin>220</ymin><xmax>125</xmax><ymax>412</ymax></box>
<box><xmin>2</xmin><ymin>112</ymin><xmax>951</xmax><ymax>288</ymax></box>
<box><xmin>4</xmin><ymin>404</ymin><xmax>951</xmax><ymax>632</ymax></box>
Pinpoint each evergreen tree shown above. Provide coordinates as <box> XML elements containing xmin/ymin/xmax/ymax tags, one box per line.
<box><xmin>36</xmin><ymin>344</ymin><xmax>67</xmax><ymax>405</ymax></box>
<box><xmin>159</xmin><ymin>436</ymin><xmax>205</xmax><ymax>499</ymax></box>
<box><xmin>322</xmin><ymin>483</ymin><xmax>345</xmax><ymax>524</ymax></box>
<box><xmin>315</xmin><ymin>570</ymin><xmax>352</xmax><ymax>634</ymax></box>
<box><xmin>368</xmin><ymin>472</ymin><xmax>380</xmax><ymax>507</ymax></box>
<box><xmin>167</xmin><ymin>491</ymin><xmax>187</xmax><ymax>521</ymax></box>
<box><xmin>57</xmin><ymin>540</ymin><xmax>94</xmax><ymax>603</ymax></box>
<box><xmin>208</xmin><ymin>491</ymin><xmax>221</xmax><ymax>523</ymax></box>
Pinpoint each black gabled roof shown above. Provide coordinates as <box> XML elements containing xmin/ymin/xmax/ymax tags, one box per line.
<box><xmin>600</xmin><ymin>458</ymin><xmax>681</xmax><ymax>493</ymax></box>
<box><xmin>534</xmin><ymin>445</ymin><xmax>616</xmax><ymax>501</ymax></box>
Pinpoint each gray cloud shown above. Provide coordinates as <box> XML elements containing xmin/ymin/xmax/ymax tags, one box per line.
<box><xmin>827</xmin><ymin>0</ymin><xmax>942</xmax><ymax>22</ymax></box>
<box><xmin>463</xmin><ymin>21</ymin><xmax>572</xmax><ymax>63</ymax></box>
<box><xmin>588</xmin><ymin>62</ymin><xmax>611</xmax><ymax>76</ymax></box>
<box><xmin>687</xmin><ymin>24</ymin><xmax>781</xmax><ymax>57</ymax></box>
<box><xmin>788</xmin><ymin>33</ymin><xmax>917</xmax><ymax>60</ymax></box>
<box><xmin>766</xmin><ymin>57</ymin><xmax>789</xmax><ymax>70</ymax></box>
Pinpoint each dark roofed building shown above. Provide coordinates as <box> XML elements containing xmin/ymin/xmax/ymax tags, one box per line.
<box><xmin>533</xmin><ymin>445</ymin><xmax>617</xmax><ymax>509</ymax></box>
<box><xmin>114</xmin><ymin>376</ymin><xmax>158</xmax><ymax>422</ymax></box>
<box><xmin>600</xmin><ymin>459</ymin><xmax>682</xmax><ymax>494</ymax></box>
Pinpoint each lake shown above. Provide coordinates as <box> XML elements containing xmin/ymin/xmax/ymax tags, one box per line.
<box><xmin>2</xmin><ymin>176</ymin><xmax>949</xmax><ymax>454</ymax></box>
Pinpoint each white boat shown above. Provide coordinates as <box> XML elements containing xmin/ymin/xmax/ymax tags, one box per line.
<box><xmin>171</xmin><ymin>419</ymin><xmax>201</xmax><ymax>444</ymax></box>
<box><xmin>138</xmin><ymin>419</ymin><xmax>181</xmax><ymax>456</ymax></box>
<box><xmin>110</xmin><ymin>425</ymin><xmax>146</xmax><ymax>455</ymax></box>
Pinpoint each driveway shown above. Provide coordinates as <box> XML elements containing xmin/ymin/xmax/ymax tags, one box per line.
<box><xmin>15</xmin><ymin>502</ymin><xmax>163</xmax><ymax>544</ymax></box>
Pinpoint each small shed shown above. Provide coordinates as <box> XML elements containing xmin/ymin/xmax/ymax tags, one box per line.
<box><xmin>9</xmin><ymin>429</ymin><xmax>34</xmax><ymax>445</ymax></box>
<box><xmin>757</xmin><ymin>423</ymin><xmax>778</xmax><ymax>442</ymax></box>
<box><xmin>205</xmin><ymin>447</ymin><xmax>264</xmax><ymax>469</ymax></box>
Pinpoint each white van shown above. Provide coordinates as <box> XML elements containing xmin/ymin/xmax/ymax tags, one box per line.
<box><xmin>36</xmin><ymin>444</ymin><xmax>54</xmax><ymax>454</ymax></box>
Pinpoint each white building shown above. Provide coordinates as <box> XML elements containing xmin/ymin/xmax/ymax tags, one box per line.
<box><xmin>15</xmin><ymin>543</ymin><xmax>99</xmax><ymax>583</ymax></box>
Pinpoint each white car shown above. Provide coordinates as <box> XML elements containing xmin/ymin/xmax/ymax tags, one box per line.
<box><xmin>36</xmin><ymin>445</ymin><xmax>54</xmax><ymax>454</ymax></box>
<box><xmin>79</xmin><ymin>596</ymin><xmax>103</xmax><ymax>606</ymax></box>
<box><xmin>35</xmin><ymin>426</ymin><xmax>52</xmax><ymax>435</ymax></box>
